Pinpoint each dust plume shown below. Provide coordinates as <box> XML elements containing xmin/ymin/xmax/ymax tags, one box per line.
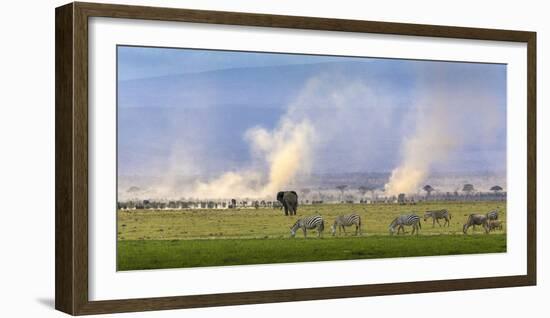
<box><xmin>384</xmin><ymin>65</ymin><xmax>504</xmax><ymax>195</ymax></box>
<box><xmin>248</xmin><ymin>118</ymin><xmax>316</xmax><ymax>196</ymax></box>
<box><xmin>192</xmin><ymin>118</ymin><xmax>316</xmax><ymax>199</ymax></box>
<box><xmin>188</xmin><ymin>71</ymin><xmax>390</xmax><ymax>199</ymax></box>
<box><xmin>118</xmin><ymin>60</ymin><xmax>505</xmax><ymax>201</ymax></box>
<box><xmin>384</xmin><ymin>95</ymin><xmax>459</xmax><ymax>195</ymax></box>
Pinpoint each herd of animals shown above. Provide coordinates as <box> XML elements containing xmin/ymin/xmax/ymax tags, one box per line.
<box><xmin>288</xmin><ymin>208</ymin><xmax>504</xmax><ymax>238</ymax></box>
<box><xmin>120</xmin><ymin>190</ymin><xmax>505</xmax><ymax>238</ymax></box>
<box><xmin>276</xmin><ymin>190</ymin><xmax>504</xmax><ymax>238</ymax></box>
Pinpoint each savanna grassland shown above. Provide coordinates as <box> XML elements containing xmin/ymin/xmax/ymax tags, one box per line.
<box><xmin>117</xmin><ymin>201</ymin><xmax>506</xmax><ymax>270</ymax></box>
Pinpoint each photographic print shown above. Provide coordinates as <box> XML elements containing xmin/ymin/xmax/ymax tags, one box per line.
<box><xmin>116</xmin><ymin>46</ymin><xmax>507</xmax><ymax>271</ymax></box>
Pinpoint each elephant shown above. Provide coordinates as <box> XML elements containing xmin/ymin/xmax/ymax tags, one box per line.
<box><xmin>277</xmin><ymin>191</ymin><xmax>298</xmax><ymax>216</ymax></box>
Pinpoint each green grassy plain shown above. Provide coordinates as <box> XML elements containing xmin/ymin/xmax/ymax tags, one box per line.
<box><xmin>117</xmin><ymin>201</ymin><xmax>506</xmax><ymax>270</ymax></box>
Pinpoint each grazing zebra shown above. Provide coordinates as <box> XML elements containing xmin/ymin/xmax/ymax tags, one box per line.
<box><xmin>331</xmin><ymin>214</ymin><xmax>362</xmax><ymax>236</ymax></box>
<box><xmin>290</xmin><ymin>215</ymin><xmax>324</xmax><ymax>238</ymax></box>
<box><xmin>486</xmin><ymin>209</ymin><xmax>499</xmax><ymax>221</ymax></box>
<box><xmin>487</xmin><ymin>220</ymin><xmax>503</xmax><ymax>232</ymax></box>
<box><xmin>423</xmin><ymin>209</ymin><xmax>452</xmax><ymax>227</ymax></box>
<box><xmin>463</xmin><ymin>214</ymin><xmax>489</xmax><ymax>234</ymax></box>
<box><xmin>389</xmin><ymin>214</ymin><xmax>421</xmax><ymax>235</ymax></box>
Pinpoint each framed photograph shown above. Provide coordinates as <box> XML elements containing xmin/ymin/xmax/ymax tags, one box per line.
<box><xmin>55</xmin><ymin>2</ymin><xmax>536</xmax><ymax>315</ymax></box>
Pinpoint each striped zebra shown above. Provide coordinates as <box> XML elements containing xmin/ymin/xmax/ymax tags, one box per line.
<box><xmin>290</xmin><ymin>215</ymin><xmax>324</xmax><ymax>238</ymax></box>
<box><xmin>331</xmin><ymin>214</ymin><xmax>362</xmax><ymax>236</ymax></box>
<box><xmin>389</xmin><ymin>214</ymin><xmax>421</xmax><ymax>235</ymax></box>
<box><xmin>463</xmin><ymin>214</ymin><xmax>489</xmax><ymax>234</ymax></box>
<box><xmin>486</xmin><ymin>209</ymin><xmax>499</xmax><ymax>221</ymax></box>
<box><xmin>423</xmin><ymin>209</ymin><xmax>452</xmax><ymax>227</ymax></box>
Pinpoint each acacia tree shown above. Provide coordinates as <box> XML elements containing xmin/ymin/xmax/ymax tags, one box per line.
<box><xmin>490</xmin><ymin>185</ymin><xmax>503</xmax><ymax>194</ymax></box>
<box><xmin>336</xmin><ymin>185</ymin><xmax>348</xmax><ymax>202</ymax></box>
<box><xmin>423</xmin><ymin>185</ymin><xmax>434</xmax><ymax>197</ymax></box>
<box><xmin>462</xmin><ymin>184</ymin><xmax>475</xmax><ymax>195</ymax></box>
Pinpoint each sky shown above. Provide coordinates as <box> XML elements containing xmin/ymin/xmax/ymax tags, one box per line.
<box><xmin>117</xmin><ymin>45</ymin><xmax>507</xmax><ymax>198</ymax></box>
<box><xmin>118</xmin><ymin>46</ymin><xmax>351</xmax><ymax>81</ymax></box>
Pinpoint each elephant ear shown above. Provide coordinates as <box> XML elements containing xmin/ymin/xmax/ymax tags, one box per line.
<box><xmin>277</xmin><ymin>192</ymin><xmax>284</xmax><ymax>201</ymax></box>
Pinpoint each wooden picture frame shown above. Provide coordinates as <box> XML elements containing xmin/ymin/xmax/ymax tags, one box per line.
<box><xmin>55</xmin><ymin>2</ymin><xmax>536</xmax><ymax>315</ymax></box>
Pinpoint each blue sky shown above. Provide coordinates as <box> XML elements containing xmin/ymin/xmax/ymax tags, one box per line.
<box><xmin>118</xmin><ymin>46</ymin><xmax>352</xmax><ymax>80</ymax></box>
<box><xmin>117</xmin><ymin>45</ymin><xmax>507</xmax><ymax>179</ymax></box>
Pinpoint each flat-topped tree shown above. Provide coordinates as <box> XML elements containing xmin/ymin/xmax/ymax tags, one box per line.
<box><xmin>358</xmin><ymin>186</ymin><xmax>368</xmax><ymax>197</ymax></box>
<box><xmin>336</xmin><ymin>185</ymin><xmax>348</xmax><ymax>202</ymax></box>
<box><xmin>490</xmin><ymin>185</ymin><xmax>503</xmax><ymax>194</ymax></box>
<box><xmin>462</xmin><ymin>184</ymin><xmax>475</xmax><ymax>195</ymax></box>
<box><xmin>423</xmin><ymin>184</ymin><xmax>434</xmax><ymax>197</ymax></box>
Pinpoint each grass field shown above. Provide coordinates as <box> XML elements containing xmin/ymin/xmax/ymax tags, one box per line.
<box><xmin>117</xmin><ymin>201</ymin><xmax>506</xmax><ymax>270</ymax></box>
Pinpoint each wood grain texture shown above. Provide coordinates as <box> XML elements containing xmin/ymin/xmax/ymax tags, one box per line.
<box><xmin>526</xmin><ymin>33</ymin><xmax>537</xmax><ymax>285</ymax></box>
<box><xmin>73</xmin><ymin>2</ymin><xmax>90</xmax><ymax>313</ymax></box>
<box><xmin>55</xmin><ymin>2</ymin><xmax>537</xmax><ymax>315</ymax></box>
<box><xmin>55</xmin><ymin>2</ymin><xmax>75</xmax><ymax>314</ymax></box>
<box><xmin>75</xmin><ymin>1</ymin><xmax>533</xmax><ymax>41</ymax></box>
<box><xmin>74</xmin><ymin>276</ymin><xmax>533</xmax><ymax>315</ymax></box>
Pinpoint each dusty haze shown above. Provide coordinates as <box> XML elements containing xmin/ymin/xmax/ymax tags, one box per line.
<box><xmin>117</xmin><ymin>49</ymin><xmax>506</xmax><ymax>201</ymax></box>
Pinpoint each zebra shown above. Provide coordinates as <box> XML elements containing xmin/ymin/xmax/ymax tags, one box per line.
<box><xmin>486</xmin><ymin>209</ymin><xmax>499</xmax><ymax>221</ymax></box>
<box><xmin>290</xmin><ymin>215</ymin><xmax>324</xmax><ymax>238</ymax></box>
<box><xmin>463</xmin><ymin>214</ymin><xmax>489</xmax><ymax>234</ymax></box>
<box><xmin>487</xmin><ymin>220</ymin><xmax>503</xmax><ymax>232</ymax></box>
<box><xmin>331</xmin><ymin>214</ymin><xmax>362</xmax><ymax>236</ymax></box>
<box><xmin>389</xmin><ymin>214</ymin><xmax>421</xmax><ymax>235</ymax></box>
<box><xmin>423</xmin><ymin>209</ymin><xmax>452</xmax><ymax>227</ymax></box>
